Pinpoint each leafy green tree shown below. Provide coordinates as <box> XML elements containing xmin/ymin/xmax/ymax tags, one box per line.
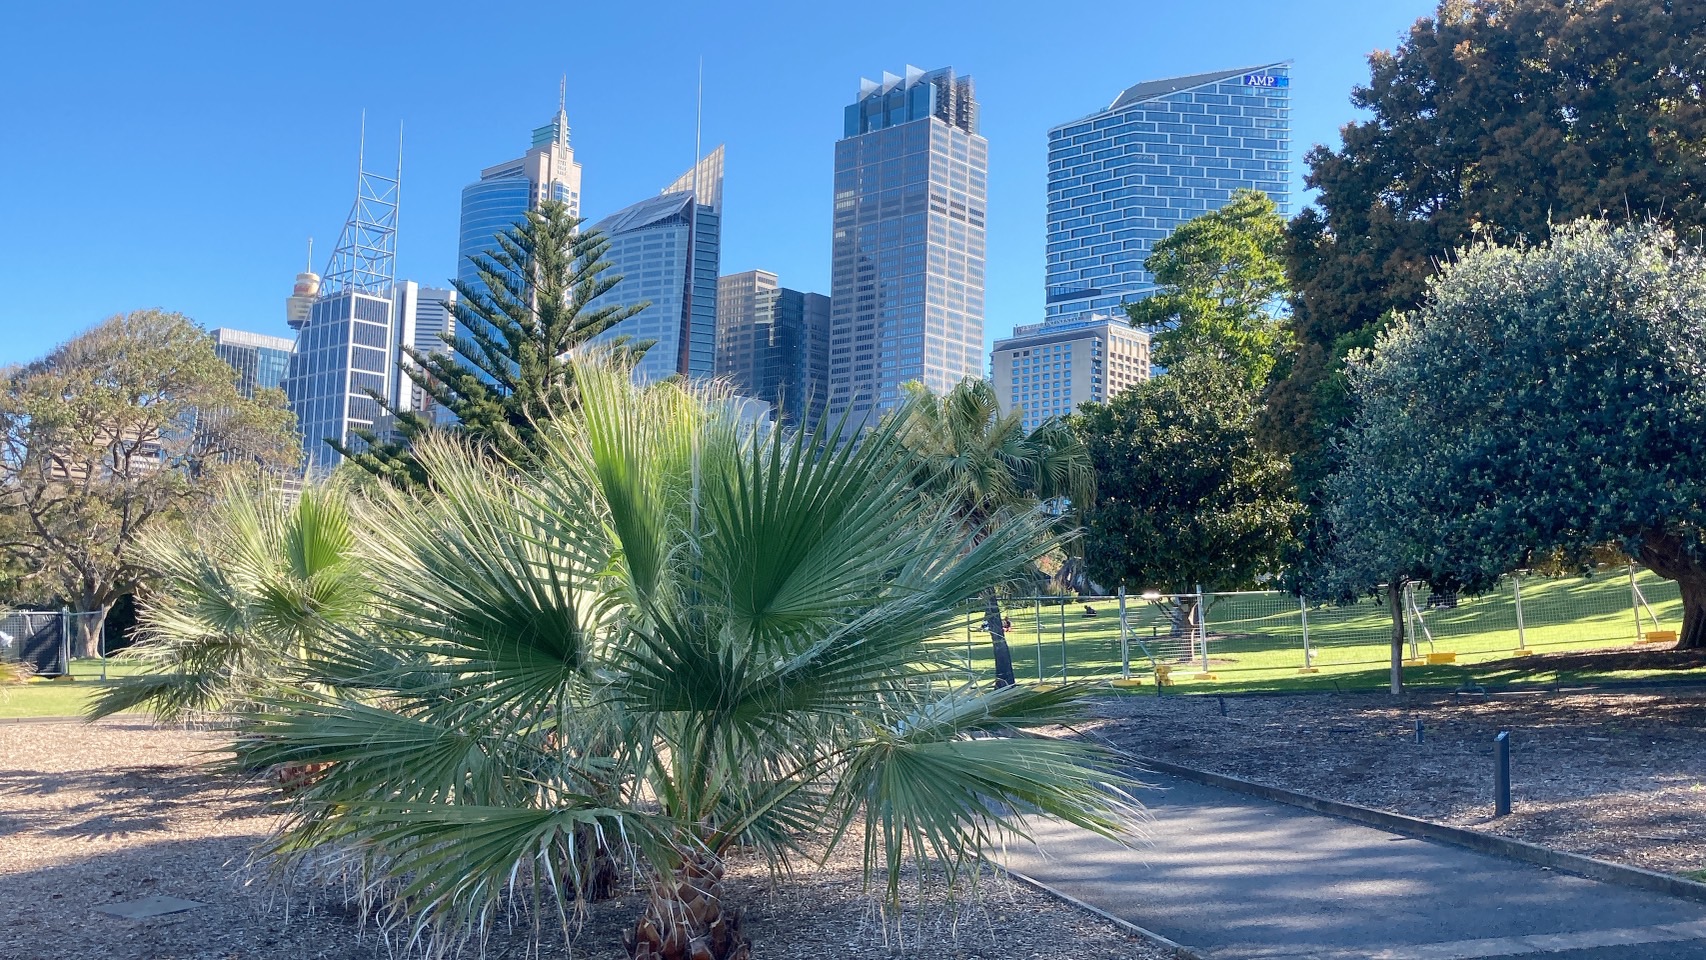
<box><xmin>890</xmin><ymin>377</ymin><xmax>1094</xmax><ymax>688</ymax></box>
<box><xmin>1320</xmin><ymin>220</ymin><xmax>1706</xmax><ymax>650</ymax></box>
<box><xmin>1075</xmin><ymin>355</ymin><xmax>1298</xmax><ymax>601</ymax></box>
<box><xmin>1126</xmin><ymin>189</ymin><xmax>1291</xmax><ymax>391</ymax></box>
<box><xmin>237</xmin><ymin>363</ymin><xmax>1138</xmax><ymax>959</ymax></box>
<box><xmin>1269</xmin><ymin>0</ymin><xmax>1706</xmax><ymax>502</ymax></box>
<box><xmin>87</xmin><ymin>479</ymin><xmax>367</xmax><ymax>721</ymax></box>
<box><xmin>0</xmin><ymin>311</ymin><xmax>299</xmax><ymax>656</ymax></box>
<box><xmin>336</xmin><ymin>199</ymin><xmax>646</xmax><ymax>483</ymax></box>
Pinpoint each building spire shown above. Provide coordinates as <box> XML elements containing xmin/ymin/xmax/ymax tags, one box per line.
<box><xmin>559</xmin><ymin>73</ymin><xmax>567</xmax><ymax>114</ymax></box>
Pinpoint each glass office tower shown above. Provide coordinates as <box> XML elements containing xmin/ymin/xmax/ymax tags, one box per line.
<box><xmin>457</xmin><ymin>104</ymin><xmax>583</xmax><ymax>293</ymax></box>
<box><xmin>1045</xmin><ymin>63</ymin><xmax>1291</xmax><ymax>322</ymax></box>
<box><xmin>827</xmin><ymin>66</ymin><xmax>987</xmax><ymax>424</ymax></box>
<box><xmin>716</xmin><ymin>269</ymin><xmax>830</xmax><ymax>426</ymax></box>
<box><xmin>284</xmin><ymin>289</ymin><xmax>397</xmax><ymax>472</ymax></box>
<box><xmin>586</xmin><ymin>147</ymin><xmax>724</xmax><ymax>382</ymax></box>
<box><xmin>212</xmin><ymin>328</ymin><xmax>296</xmax><ymax>397</ymax></box>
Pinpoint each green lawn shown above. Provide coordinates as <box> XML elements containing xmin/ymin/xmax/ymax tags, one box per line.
<box><xmin>0</xmin><ymin>658</ymin><xmax>142</xmax><ymax>719</ymax></box>
<box><xmin>932</xmin><ymin>568</ymin><xmax>1685</xmax><ymax>693</ymax></box>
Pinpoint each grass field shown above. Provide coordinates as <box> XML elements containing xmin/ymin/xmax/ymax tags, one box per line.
<box><xmin>932</xmin><ymin>567</ymin><xmax>1686</xmax><ymax>693</ymax></box>
<box><xmin>0</xmin><ymin>658</ymin><xmax>141</xmax><ymax>719</ymax></box>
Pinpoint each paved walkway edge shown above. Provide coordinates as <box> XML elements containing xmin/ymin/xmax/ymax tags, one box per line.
<box><xmin>1134</xmin><ymin>754</ymin><xmax>1706</xmax><ymax>906</ymax></box>
<box><xmin>991</xmin><ymin>861</ymin><xmax>1202</xmax><ymax>959</ymax></box>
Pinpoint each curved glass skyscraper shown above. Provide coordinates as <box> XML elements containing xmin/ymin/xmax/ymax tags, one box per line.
<box><xmin>1045</xmin><ymin>63</ymin><xmax>1291</xmax><ymax>323</ymax></box>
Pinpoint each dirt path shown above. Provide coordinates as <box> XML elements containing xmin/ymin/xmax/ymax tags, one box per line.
<box><xmin>0</xmin><ymin>721</ymin><xmax>1165</xmax><ymax>960</ymax></box>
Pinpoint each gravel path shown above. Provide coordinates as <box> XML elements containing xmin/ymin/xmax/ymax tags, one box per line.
<box><xmin>0</xmin><ymin>721</ymin><xmax>1170</xmax><ymax>960</ymax></box>
<box><xmin>1089</xmin><ymin>685</ymin><xmax>1706</xmax><ymax>876</ymax></box>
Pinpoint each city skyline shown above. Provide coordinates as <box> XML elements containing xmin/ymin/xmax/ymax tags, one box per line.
<box><xmin>0</xmin><ymin>1</ymin><xmax>1436</xmax><ymax>368</ymax></box>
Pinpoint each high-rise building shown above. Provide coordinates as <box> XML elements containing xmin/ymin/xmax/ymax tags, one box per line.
<box><xmin>283</xmin><ymin>133</ymin><xmax>401</xmax><ymax>473</ymax></box>
<box><xmin>1045</xmin><ymin>63</ymin><xmax>1291</xmax><ymax>323</ymax></box>
<box><xmin>212</xmin><ymin>328</ymin><xmax>296</xmax><ymax>398</ymax></box>
<box><xmin>827</xmin><ymin>66</ymin><xmax>987</xmax><ymax>425</ymax></box>
<box><xmin>991</xmin><ymin>315</ymin><xmax>1151</xmax><ymax>432</ymax></box>
<box><xmin>458</xmin><ymin>95</ymin><xmax>582</xmax><ymax>293</ymax></box>
<box><xmin>393</xmin><ymin>281</ymin><xmax>458</xmax><ymax>417</ymax></box>
<box><xmin>586</xmin><ymin>147</ymin><xmax>724</xmax><ymax>382</ymax></box>
<box><xmin>716</xmin><ymin>270</ymin><xmax>830</xmax><ymax>425</ymax></box>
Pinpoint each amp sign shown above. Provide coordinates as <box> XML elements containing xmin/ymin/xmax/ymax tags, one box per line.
<box><xmin>1242</xmin><ymin>73</ymin><xmax>1288</xmax><ymax>88</ymax></box>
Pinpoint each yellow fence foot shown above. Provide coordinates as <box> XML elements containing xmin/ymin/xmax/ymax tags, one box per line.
<box><xmin>1297</xmin><ymin>667</ymin><xmax>1320</xmax><ymax>674</ymax></box>
<box><xmin>1110</xmin><ymin>678</ymin><xmax>1145</xmax><ymax>688</ymax></box>
<box><xmin>1189</xmin><ymin>672</ymin><xmax>1217</xmax><ymax>681</ymax></box>
<box><xmin>1427</xmin><ymin>652</ymin><xmax>1457</xmax><ymax>665</ymax></box>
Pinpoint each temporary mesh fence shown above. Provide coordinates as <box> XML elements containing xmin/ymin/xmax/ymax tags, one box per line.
<box><xmin>933</xmin><ymin>566</ymin><xmax>1685</xmax><ymax>685</ymax></box>
<box><xmin>0</xmin><ymin>610</ymin><xmax>110</xmax><ymax>677</ymax></box>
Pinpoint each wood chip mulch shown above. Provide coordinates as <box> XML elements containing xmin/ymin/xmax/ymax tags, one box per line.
<box><xmin>0</xmin><ymin>721</ymin><xmax>1172</xmax><ymax>960</ymax></box>
<box><xmin>1088</xmin><ymin>680</ymin><xmax>1706</xmax><ymax>877</ymax></box>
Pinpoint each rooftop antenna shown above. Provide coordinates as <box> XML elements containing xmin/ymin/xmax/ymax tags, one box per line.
<box><xmin>692</xmin><ymin>57</ymin><xmax>703</xmax><ymax>201</ymax></box>
<box><xmin>305</xmin><ymin>237</ymin><xmax>313</xmax><ymax>273</ymax></box>
<box><xmin>559</xmin><ymin>73</ymin><xmax>567</xmax><ymax>114</ymax></box>
<box><xmin>395</xmin><ymin>120</ymin><xmax>404</xmax><ymax>271</ymax></box>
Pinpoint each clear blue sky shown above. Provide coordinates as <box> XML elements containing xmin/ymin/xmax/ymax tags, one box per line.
<box><xmin>0</xmin><ymin>0</ymin><xmax>1436</xmax><ymax>368</ymax></box>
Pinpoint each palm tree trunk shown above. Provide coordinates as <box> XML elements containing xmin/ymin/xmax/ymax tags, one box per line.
<box><xmin>983</xmin><ymin>590</ymin><xmax>1016</xmax><ymax>687</ymax></box>
<box><xmin>624</xmin><ymin>853</ymin><xmax>750</xmax><ymax>960</ymax></box>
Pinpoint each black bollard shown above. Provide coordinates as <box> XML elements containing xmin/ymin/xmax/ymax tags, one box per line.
<box><xmin>1218</xmin><ymin>696</ymin><xmax>1227</xmax><ymax>717</ymax></box>
<box><xmin>1493</xmin><ymin>731</ymin><xmax>1511</xmax><ymax>817</ymax></box>
<box><xmin>1415</xmin><ymin>719</ymin><xmax>1424</xmax><ymax>744</ymax></box>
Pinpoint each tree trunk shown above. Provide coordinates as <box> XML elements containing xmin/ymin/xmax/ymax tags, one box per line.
<box><xmin>1387</xmin><ymin>579</ymin><xmax>1407</xmax><ymax>696</ymax></box>
<box><xmin>984</xmin><ymin>590</ymin><xmax>1016</xmax><ymax>688</ymax></box>
<box><xmin>1637</xmin><ymin>535</ymin><xmax>1706</xmax><ymax>651</ymax></box>
<box><xmin>624</xmin><ymin>854</ymin><xmax>750</xmax><ymax>960</ymax></box>
<box><xmin>74</xmin><ymin>600</ymin><xmax>111</xmax><ymax>660</ymax></box>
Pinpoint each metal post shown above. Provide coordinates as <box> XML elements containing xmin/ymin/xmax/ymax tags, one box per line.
<box><xmin>1118</xmin><ymin>586</ymin><xmax>1131</xmax><ymax>680</ymax></box>
<box><xmin>1059</xmin><ymin>599</ymin><xmax>1067</xmax><ymax>683</ymax></box>
<box><xmin>1405</xmin><ymin>583</ymin><xmax>1420</xmax><ymax>660</ymax></box>
<box><xmin>1630</xmin><ymin>565</ymin><xmax>1643</xmax><ymax>642</ymax></box>
<box><xmin>59</xmin><ymin>605</ymin><xmax>70</xmax><ymax>678</ymax></box>
<box><xmin>1493</xmin><ymin>731</ymin><xmax>1511</xmax><ymax>817</ymax></box>
<box><xmin>1196</xmin><ymin>583</ymin><xmax>1209</xmax><ymax>674</ymax></box>
<box><xmin>1299</xmin><ymin>596</ymin><xmax>1313</xmax><ymax>670</ymax></box>
<box><xmin>1512</xmin><ymin>574</ymin><xmax>1527</xmax><ymax>652</ymax></box>
<box><xmin>1034</xmin><ymin>598</ymin><xmax>1043</xmax><ymax>684</ymax></box>
<box><xmin>99</xmin><ymin>612</ymin><xmax>107</xmax><ymax>681</ymax></box>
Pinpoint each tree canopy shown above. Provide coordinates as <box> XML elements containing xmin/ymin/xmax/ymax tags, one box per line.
<box><xmin>1074</xmin><ymin>355</ymin><xmax>1298</xmax><ymax>595</ymax></box>
<box><xmin>1126</xmin><ymin>189</ymin><xmax>1291</xmax><ymax>392</ymax></box>
<box><xmin>1268</xmin><ymin>0</ymin><xmax>1706</xmax><ymax>484</ymax></box>
<box><xmin>1318</xmin><ymin>220</ymin><xmax>1706</xmax><ymax>648</ymax></box>
<box><xmin>0</xmin><ymin>311</ymin><xmax>299</xmax><ymax>655</ymax></box>
<box><xmin>337</xmin><ymin>199</ymin><xmax>645</xmax><ymax>483</ymax></box>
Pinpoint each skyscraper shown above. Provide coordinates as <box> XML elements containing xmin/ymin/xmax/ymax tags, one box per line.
<box><xmin>458</xmin><ymin>94</ymin><xmax>582</xmax><ymax>293</ymax></box>
<box><xmin>1045</xmin><ymin>63</ymin><xmax>1291</xmax><ymax>323</ymax></box>
<box><xmin>716</xmin><ymin>270</ymin><xmax>830</xmax><ymax>425</ymax></box>
<box><xmin>282</xmin><ymin>132</ymin><xmax>401</xmax><ymax>473</ymax></box>
<box><xmin>213</xmin><ymin>328</ymin><xmax>296</xmax><ymax>398</ymax></box>
<box><xmin>392</xmin><ymin>281</ymin><xmax>458</xmax><ymax>417</ymax></box>
<box><xmin>586</xmin><ymin>147</ymin><xmax>724</xmax><ymax>382</ymax></box>
<box><xmin>827</xmin><ymin>66</ymin><xmax>987</xmax><ymax>424</ymax></box>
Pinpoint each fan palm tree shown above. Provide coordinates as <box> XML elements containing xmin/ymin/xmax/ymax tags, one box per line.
<box><xmin>890</xmin><ymin>377</ymin><xmax>1095</xmax><ymax>687</ymax></box>
<box><xmin>238</xmin><ymin>362</ymin><xmax>1137</xmax><ymax>959</ymax></box>
<box><xmin>87</xmin><ymin>479</ymin><xmax>367</xmax><ymax>722</ymax></box>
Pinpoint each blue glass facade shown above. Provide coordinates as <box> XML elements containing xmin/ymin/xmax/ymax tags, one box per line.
<box><xmin>828</xmin><ymin>66</ymin><xmax>986</xmax><ymax>422</ymax></box>
<box><xmin>1045</xmin><ymin>64</ymin><xmax>1291</xmax><ymax>322</ymax></box>
<box><xmin>586</xmin><ymin>148</ymin><xmax>723</xmax><ymax>382</ymax></box>
<box><xmin>213</xmin><ymin>328</ymin><xmax>296</xmax><ymax>398</ymax></box>
<box><xmin>281</xmin><ymin>290</ymin><xmax>395</xmax><ymax>472</ymax></box>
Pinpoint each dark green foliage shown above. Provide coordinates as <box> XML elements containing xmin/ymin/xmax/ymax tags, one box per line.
<box><xmin>1126</xmin><ymin>189</ymin><xmax>1291</xmax><ymax>392</ymax></box>
<box><xmin>1269</xmin><ymin>0</ymin><xmax>1706</xmax><ymax>497</ymax></box>
<box><xmin>1074</xmin><ymin>356</ymin><xmax>1298</xmax><ymax>594</ymax></box>
<box><xmin>337</xmin><ymin>200</ymin><xmax>647</xmax><ymax>482</ymax></box>
<box><xmin>1318</xmin><ymin>221</ymin><xmax>1706</xmax><ymax>647</ymax></box>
